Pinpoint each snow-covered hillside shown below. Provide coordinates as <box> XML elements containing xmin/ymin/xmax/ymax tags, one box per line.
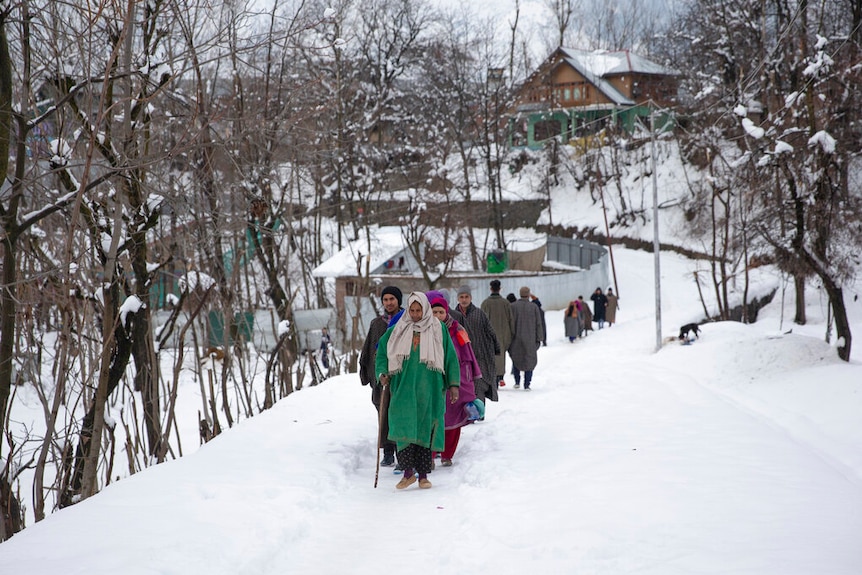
<box><xmin>1</xmin><ymin>247</ymin><xmax>859</xmax><ymax>574</ymax></box>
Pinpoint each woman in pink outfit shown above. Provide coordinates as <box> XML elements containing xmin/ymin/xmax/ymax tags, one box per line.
<box><xmin>429</xmin><ymin>297</ymin><xmax>479</xmax><ymax>466</ymax></box>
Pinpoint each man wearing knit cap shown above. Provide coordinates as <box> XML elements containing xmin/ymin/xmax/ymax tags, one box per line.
<box><xmin>381</xmin><ymin>285</ymin><xmax>402</xmax><ymax>304</ymax></box>
<box><xmin>359</xmin><ymin>285</ymin><xmax>404</xmax><ymax>467</ymax></box>
<box><xmin>455</xmin><ymin>283</ymin><xmax>500</xmax><ymax>417</ymax></box>
<box><xmin>509</xmin><ymin>286</ymin><xmax>544</xmax><ymax>390</ymax></box>
<box><xmin>481</xmin><ymin>279</ymin><xmax>514</xmax><ymax>387</ymax></box>
<box><xmin>380</xmin><ymin>286</ymin><xmax>404</xmax><ymax>325</ymax></box>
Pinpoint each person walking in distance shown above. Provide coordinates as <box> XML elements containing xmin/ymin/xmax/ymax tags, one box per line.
<box><xmin>509</xmin><ymin>286</ymin><xmax>545</xmax><ymax>390</ymax></box>
<box><xmin>455</xmin><ymin>285</ymin><xmax>500</xmax><ymax>418</ymax></box>
<box><xmin>530</xmin><ymin>293</ymin><xmax>548</xmax><ymax>346</ymax></box>
<box><xmin>605</xmin><ymin>287</ymin><xmax>619</xmax><ymax>327</ymax></box>
<box><xmin>359</xmin><ymin>286</ymin><xmax>403</xmax><ymax>468</ymax></box>
<box><xmin>430</xmin><ymin>297</ymin><xmax>479</xmax><ymax>467</ymax></box>
<box><xmin>590</xmin><ymin>287</ymin><xmax>608</xmax><ymax>329</ymax></box>
<box><xmin>481</xmin><ymin>279</ymin><xmax>514</xmax><ymax>388</ymax></box>
<box><xmin>564</xmin><ymin>298</ymin><xmax>580</xmax><ymax>343</ymax></box>
<box><xmin>319</xmin><ymin>327</ymin><xmax>332</xmax><ymax>370</ymax></box>
<box><xmin>376</xmin><ymin>292</ymin><xmax>460</xmax><ymax>490</ymax></box>
<box><xmin>577</xmin><ymin>295</ymin><xmax>593</xmax><ymax>337</ymax></box>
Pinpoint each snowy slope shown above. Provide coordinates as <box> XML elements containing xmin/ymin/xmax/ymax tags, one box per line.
<box><xmin>1</xmin><ymin>247</ymin><xmax>860</xmax><ymax>574</ymax></box>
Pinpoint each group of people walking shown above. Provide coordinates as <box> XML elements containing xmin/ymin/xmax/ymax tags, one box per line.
<box><xmin>358</xmin><ymin>281</ymin><xmax>619</xmax><ymax>490</ymax></box>
<box><xmin>564</xmin><ymin>287</ymin><xmax>618</xmax><ymax>342</ymax></box>
<box><xmin>359</xmin><ymin>280</ymin><xmax>548</xmax><ymax>490</ymax></box>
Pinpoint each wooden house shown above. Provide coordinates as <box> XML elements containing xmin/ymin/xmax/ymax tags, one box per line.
<box><xmin>509</xmin><ymin>48</ymin><xmax>679</xmax><ymax>148</ymax></box>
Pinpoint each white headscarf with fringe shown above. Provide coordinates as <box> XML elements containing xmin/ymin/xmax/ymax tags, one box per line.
<box><xmin>385</xmin><ymin>291</ymin><xmax>444</xmax><ymax>374</ymax></box>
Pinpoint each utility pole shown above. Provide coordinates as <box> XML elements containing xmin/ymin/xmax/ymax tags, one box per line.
<box><xmin>596</xmin><ymin>165</ymin><xmax>619</xmax><ymax>298</ymax></box>
<box><xmin>650</xmin><ymin>109</ymin><xmax>662</xmax><ymax>352</ymax></box>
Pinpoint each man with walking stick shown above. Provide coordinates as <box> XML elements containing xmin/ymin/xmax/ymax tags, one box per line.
<box><xmin>374</xmin><ymin>381</ymin><xmax>390</xmax><ymax>488</ymax></box>
<box><xmin>360</xmin><ymin>286</ymin><xmax>403</xmax><ymax>472</ymax></box>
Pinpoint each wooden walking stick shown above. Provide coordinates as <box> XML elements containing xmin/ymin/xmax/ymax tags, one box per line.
<box><xmin>374</xmin><ymin>379</ymin><xmax>391</xmax><ymax>488</ymax></box>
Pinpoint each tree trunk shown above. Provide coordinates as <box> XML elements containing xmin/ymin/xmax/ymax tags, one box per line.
<box><xmin>128</xmin><ymin>212</ymin><xmax>161</xmax><ymax>458</ymax></box>
<box><xmin>61</xmin><ymin>303</ymin><xmax>134</xmax><ymax>507</ymax></box>
<box><xmin>0</xmin><ymin>12</ymin><xmax>23</xmax><ymax>541</ymax></box>
<box><xmin>0</xmin><ymin>7</ymin><xmax>15</xmax><ymax>458</ymax></box>
<box><xmin>799</xmin><ymin>250</ymin><xmax>852</xmax><ymax>361</ymax></box>
<box><xmin>34</xmin><ymin>316</ymin><xmax>73</xmax><ymax>521</ymax></box>
<box><xmin>793</xmin><ymin>274</ymin><xmax>806</xmax><ymax>325</ymax></box>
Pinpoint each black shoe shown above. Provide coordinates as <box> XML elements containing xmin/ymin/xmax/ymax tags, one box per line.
<box><xmin>393</xmin><ymin>461</ymin><xmax>405</xmax><ymax>475</ymax></box>
<box><xmin>381</xmin><ymin>453</ymin><xmax>395</xmax><ymax>467</ymax></box>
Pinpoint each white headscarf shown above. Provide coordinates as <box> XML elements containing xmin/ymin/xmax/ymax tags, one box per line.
<box><xmin>386</xmin><ymin>291</ymin><xmax>445</xmax><ymax>374</ymax></box>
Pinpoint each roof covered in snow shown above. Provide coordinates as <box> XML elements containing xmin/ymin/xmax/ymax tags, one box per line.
<box><xmin>556</xmin><ymin>48</ymin><xmax>679</xmax><ymax>106</ymax></box>
<box><xmin>561</xmin><ymin>48</ymin><xmax>677</xmax><ymax>78</ymax></box>
<box><xmin>311</xmin><ymin>226</ymin><xmax>414</xmax><ymax>278</ymax></box>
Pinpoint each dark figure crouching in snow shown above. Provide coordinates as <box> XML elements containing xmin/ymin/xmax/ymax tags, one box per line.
<box><xmin>679</xmin><ymin>323</ymin><xmax>701</xmax><ymax>341</ymax></box>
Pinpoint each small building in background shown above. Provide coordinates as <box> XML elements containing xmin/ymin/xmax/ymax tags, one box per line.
<box><xmin>311</xmin><ymin>227</ymin><xmax>609</xmax><ymax>350</ymax></box>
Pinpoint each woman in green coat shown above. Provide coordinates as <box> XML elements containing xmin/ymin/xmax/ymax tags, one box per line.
<box><xmin>377</xmin><ymin>292</ymin><xmax>460</xmax><ymax>490</ymax></box>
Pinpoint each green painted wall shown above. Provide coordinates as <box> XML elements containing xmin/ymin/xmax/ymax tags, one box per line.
<box><xmin>512</xmin><ymin>105</ymin><xmax>674</xmax><ymax>149</ymax></box>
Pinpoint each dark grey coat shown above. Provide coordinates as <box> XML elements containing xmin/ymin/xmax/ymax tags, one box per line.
<box><xmin>481</xmin><ymin>293</ymin><xmax>515</xmax><ymax>377</ymax></box>
<box><xmin>455</xmin><ymin>303</ymin><xmax>500</xmax><ymax>402</ymax></box>
<box><xmin>510</xmin><ymin>298</ymin><xmax>545</xmax><ymax>371</ymax></box>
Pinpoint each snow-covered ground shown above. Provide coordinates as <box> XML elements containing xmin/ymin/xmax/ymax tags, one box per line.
<box><xmin>1</xmin><ymin>246</ymin><xmax>860</xmax><ymax>574</ymax></box>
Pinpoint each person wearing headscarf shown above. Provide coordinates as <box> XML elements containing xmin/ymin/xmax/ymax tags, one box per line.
<box><xmin>429</xmin><ymin>296</ymin><xmax>479</xmax><ymax>467</ymax></box>
<box><xmin>376</xmin><ymin>292</ymin><xmax>460</xmax><ymax>490</ymax></box>
<box><xmin>564</xmin><ymin>298</ymin><xmax>581</xmax><ymax>343</ymax></box>
<box><xmin>359</xmin><ymin>285</ymin><xmax>403</xmax><ymax>467</ymax></box>
<box><xmin>425</xmin><ymin>289</ymin><xmax>464</xmax><ymax>324</ymax></box>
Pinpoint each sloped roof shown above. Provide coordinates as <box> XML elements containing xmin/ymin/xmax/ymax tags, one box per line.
<box><xmin>554</xmin><ymin>48</ymin><xmax>679</xmax><ymax>106</ymax></box>
<box><xmin>562</xmin><ymin>48</ymin><xmax>677</xmax><ymax>77</ymax></box>
<box><xmin>312</xmin><ymin>226</ymin><xmax>409</xmax><ymax>278</ymax></box>
<box><xmin>557</xmin><ymin>49</ymin><xmax>631</xmax><ymax>106</ymax></box>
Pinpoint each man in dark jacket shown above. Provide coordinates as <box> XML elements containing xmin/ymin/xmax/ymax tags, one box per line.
<box><xmin>359</xmin><ymin>285</ymin><xmax>403</xmax><ymax>466</ymax></box>
<box><xmin>590</xmin><ymin>287</ymin><xmax>608</xmax><ymax>329</ymax></box>
<box><xmin>455</xmin><ymin>285</ymin><xmax>500</xmax><ymax>417</ymax></box>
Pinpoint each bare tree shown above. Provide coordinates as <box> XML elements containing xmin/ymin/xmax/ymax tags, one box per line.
<box><xmin>544</xmin><ymin>0</ymin><xmax>580</xmax><ymax>49</ymax></box>
<box><xmin>668</xmin><ymin>0</ymin><xmax>861</xmax><ymax>359</ymax></box>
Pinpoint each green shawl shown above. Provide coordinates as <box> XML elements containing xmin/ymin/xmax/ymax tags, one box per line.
<box><xmin>376</xmin><ymin>322</ymin><xmax>460</xmax><ymax>452</ymax></box>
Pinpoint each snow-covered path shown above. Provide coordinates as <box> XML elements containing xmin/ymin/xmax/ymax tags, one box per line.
<box><xmin>2</xmin><ymin>249</ymin><xmax>860</xmax><ymax>574</ymax></box>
